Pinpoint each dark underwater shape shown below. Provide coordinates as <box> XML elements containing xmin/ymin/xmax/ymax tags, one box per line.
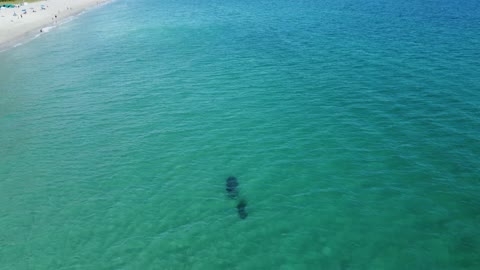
<box><xmin>226</xmin><ymin>176</ymin><xmax>239</xmax><ymax>199</ymax></box>
<box><xmin>237</xmin><ymin>199</ymin><xmax>248</xmax><ymax>220</ymax></box>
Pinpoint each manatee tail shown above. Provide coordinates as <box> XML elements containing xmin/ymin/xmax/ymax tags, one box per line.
<box><xmin>236</xmin><ymin>199</ymin><xmax>248</xmax><ymax>220</ymax></box>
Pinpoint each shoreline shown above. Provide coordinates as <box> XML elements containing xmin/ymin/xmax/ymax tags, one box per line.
<box><xmin>0</xmin><ymin>0</ymin><xmax>111</xmax><ymax>51</ymax></box>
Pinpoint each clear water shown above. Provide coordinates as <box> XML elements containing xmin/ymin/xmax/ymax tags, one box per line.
<box><xmin>1</xmin><ymin>0</ymin><xmax>480</xmax><ymax>269</ymax></box>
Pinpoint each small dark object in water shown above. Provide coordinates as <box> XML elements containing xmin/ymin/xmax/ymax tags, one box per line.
<box><xmin>237</xmin><ymin>199</ymin><xmax>248</xmax><ymax>219</ymax></box>
<box><xmin>226</xmin><ymin>176</ymin><xmax>238</xmax><ymax>198</ymax></box>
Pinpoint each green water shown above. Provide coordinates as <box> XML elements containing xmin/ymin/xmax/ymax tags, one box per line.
<box><xmin>1</xmin><ymin>0</ymin><xmax>480</xmax><ymax>269</ymax></box>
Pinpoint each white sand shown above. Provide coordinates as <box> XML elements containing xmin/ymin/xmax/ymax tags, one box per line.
<box><xmin>0</xmin><ymin>0</ymin><xmax>110</xmax><ymax>50</ymax></box>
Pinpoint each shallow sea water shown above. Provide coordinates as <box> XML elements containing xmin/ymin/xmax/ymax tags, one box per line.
<box><xmin>1</xmin><ymin>0</ymin><xmax>480</xmax><ymax>269</ymax></box>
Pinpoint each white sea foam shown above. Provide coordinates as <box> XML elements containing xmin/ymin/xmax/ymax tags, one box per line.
<box><xmin>41</xmin><ymin>26</ymin><xmax>55</xmax><ymax>33</ymax></box>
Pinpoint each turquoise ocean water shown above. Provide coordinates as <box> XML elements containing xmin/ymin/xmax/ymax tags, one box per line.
<box><xmin>1</xmin><ymin>0</ymin><xmax>480</xmax><ymax>269</ymax></box>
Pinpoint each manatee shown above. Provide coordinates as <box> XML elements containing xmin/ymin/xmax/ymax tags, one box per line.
<box><xmin>237</xmin><ymin>199</ymin><xmax>248</xmax><ymax>220</ymax></box>
<box><xmin>226</xmin><ymin>176</ymin><xmax>239</xmax><ymax>198</ymax></box>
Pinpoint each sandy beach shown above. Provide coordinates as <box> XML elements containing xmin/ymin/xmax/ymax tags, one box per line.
<box><xmin>0</xmin><ymin>0</ymin><xmax>110</xmax><ymax>50</ymax></box>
